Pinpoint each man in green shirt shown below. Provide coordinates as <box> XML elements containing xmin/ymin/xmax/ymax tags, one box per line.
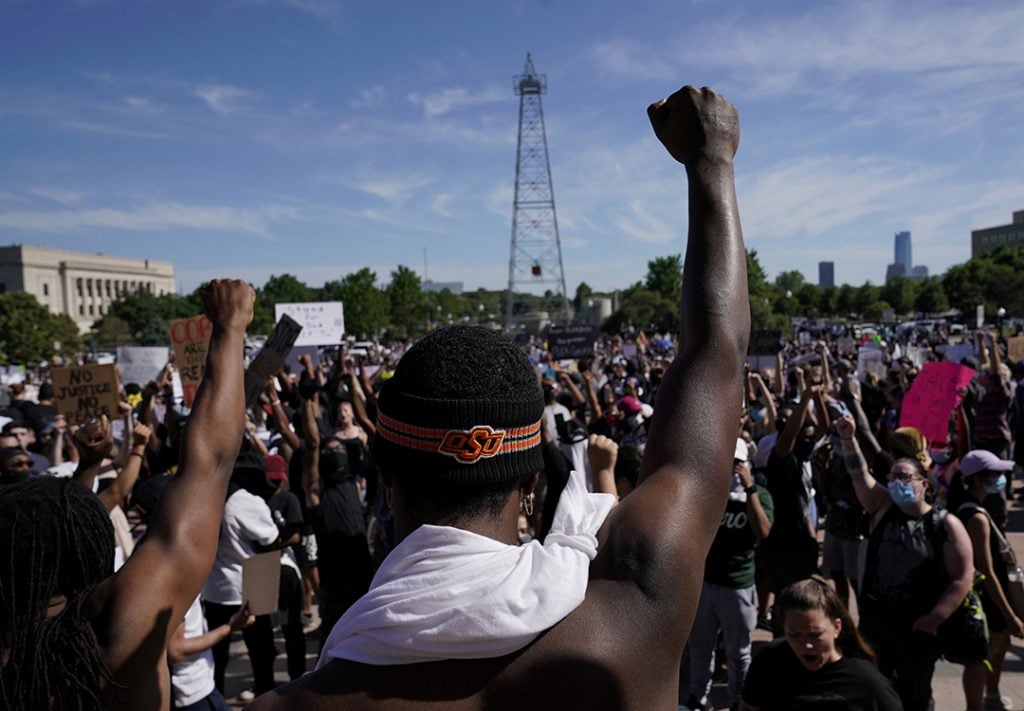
<box><xmin>686</xmin><ymin>438</ymin><xmax>774</xmax><ymax>711</ymax></box>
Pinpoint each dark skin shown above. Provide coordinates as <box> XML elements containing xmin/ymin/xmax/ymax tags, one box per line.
<box><xmin>80</xmin><ymin>279</ymin><xmax>254</xmax><ymax>711</ymax></box>
<box><xmin>253</xmin><ymin>85</ymin><xmax>749</xmax><ymax>711</ymax></box>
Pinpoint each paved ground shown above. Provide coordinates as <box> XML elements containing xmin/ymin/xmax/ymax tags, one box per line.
<box><xmin>220</xmin><ymin>493</ymin><xmax>1024</xmax><ymax>710</ymax></box>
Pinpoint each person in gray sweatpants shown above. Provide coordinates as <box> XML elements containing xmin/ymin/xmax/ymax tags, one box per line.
<box><xmin>685</xmin><ymin>438</ymin><xmax>774</xmax><ymax>711</ymax></box>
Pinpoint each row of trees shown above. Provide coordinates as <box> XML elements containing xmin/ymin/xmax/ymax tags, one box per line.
<box><xmin>604</xmin><ymin>244</ymin><xmax>1024</xmax><ymax>333</ymax></box>
<box><xmin>3</xmin><ymin>244</ymin><xmax>1022</xmax><ymax>363</ymax></box>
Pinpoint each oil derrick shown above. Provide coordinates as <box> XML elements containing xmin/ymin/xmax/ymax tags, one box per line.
<box><xmin>505</xmin><ymin>53</ymin><xmax>569</xmax><ymax>329</ymax></box>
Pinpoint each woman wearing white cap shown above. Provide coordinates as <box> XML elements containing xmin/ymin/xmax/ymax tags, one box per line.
<box><xmin>950</xmin><ymin>450</ymin><xmax>1024</xmax><ymax>711</ymax></box>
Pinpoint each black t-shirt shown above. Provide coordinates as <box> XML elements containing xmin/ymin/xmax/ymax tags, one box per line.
<box><xmin>743</xmin><ymin>639</ymin><xmax>902</xmax><ymax>711</ymax></box>
<box><xmin>760</xmin><ymin>449</ymin><xmax>818</xmax><ymax>591</ymax></box>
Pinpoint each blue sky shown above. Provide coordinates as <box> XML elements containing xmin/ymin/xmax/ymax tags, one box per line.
<box><xmin>2</xmin><ymin>0</ymin><xmax>1023</xmax><ymax>296</ymax></box>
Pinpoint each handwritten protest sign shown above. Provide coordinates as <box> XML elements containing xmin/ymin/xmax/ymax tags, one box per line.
<box><xmin>274</xmin><ymin>302</ymin><xmax>344</xmax><ymax>347</ymax></box>
<box><xmin>169</xmin><ymin>315</ymin><xmax>213</xmax><ymax>406</ymax></box>
<box><xmin>244</xmin><ymin>315</ymin><xmax>303</xmax><ymax>407</ymax></box>
<box><xmin>1008</xmin><ymin>336</ymin><xmax>1024</xmax><ymax>364</ymax></box>
<box><xmin>900</xmin><ymin>362</ymin><xmax>975</xmax><ymax>444</ymax></box>
<box><xmin>547</xmin><ymin>325</ymin><xmax>600</xmax><ymax>360</ymax></box>
<box><xmin>857</xmin><ymin>348</ymin><xmax>885</xmax><ymax>382</ymax></box>
<box><xmin>52</xmin><ymin>363</ymin><xmax>121</xmax><ymax>423</ymax></box>
<box><xmin>116</xmin><ymin>347</ymin><xmax>168</xmax><ymax>386</ymax></box>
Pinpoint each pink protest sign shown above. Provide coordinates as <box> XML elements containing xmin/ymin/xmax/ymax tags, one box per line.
<box><xmin>900</xmin><ymin>362</ymin><xmax>975</xmax><ymax>444</ymax></box>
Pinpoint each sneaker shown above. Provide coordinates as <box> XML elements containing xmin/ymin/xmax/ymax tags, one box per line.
<box><xmin>756</xmin><ymin>613</ymin><xmax>772</xmax><ymax>631</ymax></box>
<box><xmin>683</xmin><ymin>695</ymin><xmax>705</xmax><ymax>711</ymax></box>
<box><xmin>238</xmin><ymin>689</ymin><xmax>256</xmax><ymax>703</ymax></box>
<box><xmin>985</xmin><ymin>694</ymin><xmax>1015</xmax><ymax>710</ymax></box>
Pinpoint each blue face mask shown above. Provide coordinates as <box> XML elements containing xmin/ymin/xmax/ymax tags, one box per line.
<box><xmin>888</xmin><ymin>480</ymin><xmax>919</xmax><ymax>507</ymax></box>
<box><xmin>985</xmin><ymin>474</ymin><xmax>1007</xmax><ymax>495</ymax></box>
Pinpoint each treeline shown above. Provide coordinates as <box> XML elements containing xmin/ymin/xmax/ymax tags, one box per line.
<box><xmin>3</xmin><ymin>245</ymin><xmax>1021</xmax><ymax>363</ymax></box>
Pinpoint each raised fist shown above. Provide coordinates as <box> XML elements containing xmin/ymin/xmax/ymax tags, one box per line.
<box><xmin>74</xmin><ymin>415</ymin><xmax>115</xmax><ymax>464</ymax></box>
<box><xmin>199</xmin><ymin>279</ymin><xmax>255</xmax><ymax>333</ymax></box>
<box><xmin>648</xmin><ymin>85</ymin><xmax>739</xmax><ymax>167</ymax></box>
<box><xmin>588</xmin><ymin>434</ymin><xmax>618</xmax><ymax>473</ymax></box>
<box><xmin>834</xmin><ymin>414</ymin><xmax>856</xmax><ymax>441</ymax></box>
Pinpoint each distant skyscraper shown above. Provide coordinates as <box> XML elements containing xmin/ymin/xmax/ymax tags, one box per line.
<box><xmin>818</xmin><ymin>261</ymin><xmax>834</xmax><ymax>288</ymax></box>
<box><xmin>894</xmin><ymin>231</ymin><xmax>912</xmax><ymax>273</ymax></box>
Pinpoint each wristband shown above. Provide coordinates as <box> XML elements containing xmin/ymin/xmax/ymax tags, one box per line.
<box><xmin>744</xmin><ymin>485</ymin><xmax>758</xmax><ymax>496</ymax></box>
<box><xmin>130</xmin><ymin>451</ymin><xmax>145</xmax><ymax>459</ymax></box>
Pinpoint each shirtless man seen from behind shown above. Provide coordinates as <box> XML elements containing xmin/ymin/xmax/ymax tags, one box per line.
<box><xmin>253</xmin><ymin>84</ymin><xmax>749</xmax><ymax>711</ymax></box>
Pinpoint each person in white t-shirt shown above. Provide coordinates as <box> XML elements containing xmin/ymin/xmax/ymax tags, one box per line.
<box><xmin>202</xmin><ymin>449</ymin><xmax>283</xmax><ymax>696</ymax></box>
<box><xmin>169</xmin><ymin>597</ymin><xmax>254</xmax><ymax>710</ymax></box>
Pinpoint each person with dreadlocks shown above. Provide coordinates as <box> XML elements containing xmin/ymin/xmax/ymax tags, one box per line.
<box><xmin>0</xmin><ymin>279</ymin><xmax>254</xmax><ymax>711</ymax></box>
<box><xmin>252</xmin><ymin>84</ymin><xmax>749</xmax><ymax>710</ymax></box>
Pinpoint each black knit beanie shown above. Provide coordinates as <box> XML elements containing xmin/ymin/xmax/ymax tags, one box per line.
<box><xmin>375</xmin><ymin>326</ymin><xmax>545</xmax><ymax>484</ymax></box>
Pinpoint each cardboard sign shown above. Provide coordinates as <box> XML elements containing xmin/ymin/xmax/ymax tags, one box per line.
<box><xmin>52</xmin><ymin>363</ymin><xmax>121</xmax><ymax>423</ymax></box>
<box><xmin>116</xmin><ymin>346</ymin><xmax>168</xmax><ymax>386</ymax></box>
<box><xmin>749</xmin><ymin>330</ymin><xmax>784</xmax><ymax>355</ymax></box>
<box><xmin>547</xmin><ymin>325</ymin><xmax>600</xmax><ymax>360</ymax></box>
<box><xmin>169</xmin><ymin>315</ymin><xmax>213</xmax><ymax>406</ymax></box>
<box><xmin>274</xmin><ymin>302</ymin><xmax>344</xmax><ymax>347</ymax></box>
<box><xmin>242</xmin><ymin>552</ymin><xmax>281</xmax><ymax>616</ymax></box>
<box><xmin>900</xmin><ymin>362</ymin><xmax>976</xmax><ymax>444</ymax></box>
<box><xmin>1008</xmin><ymin>336</ymin><xmax>1024</xmax><ymax>364</ymax></box>
<box><xmin>244</xmin><ymin>315</ymin><xmax>303</xmax><ymax>407</ymax></box>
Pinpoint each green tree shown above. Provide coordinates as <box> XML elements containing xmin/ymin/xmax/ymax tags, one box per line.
<box><xmin>746</xmin><ymin>250</ymin><xmax>784</xmax><ymax>330</ymax></box>
<box><xmin>387</xmin><ymin>265</ymin><xmax>425</xmax><ymax>338</ymax></box>
<box><xmin>881</xmin><ymin>276</ymin><xmax>917</xmax><ymax>316</ymax></box>
<box><xmin>795</xmin><ymin>283</ymin><xmax>821</xmax><ymax>318</ymax></box>
<box><xmin>324</xmin><ymin>268</ymin><xmax>390</xmax><ymax>337</ymax></box>
<box><xmin>93</xmin><ymin>315</ymin><xmax>134</xmax><ymax>350</ymax></box>
<box><xmin>853</xmin><ymin>282</ymin><xmax>881</xmax><ymax>317</ymax></box>
<box><xmin>603</xmin><ymin>288</ymin><xmax>677</xmax><ymax>334</ymax></box>
<box><xmin>573</xmin><ymin>281</ymin><xmax>594</xmax><ymax>313</ymax></box>
<box><xmin>773</xmin><ymin>270</ymin><xmax>806</xmax><ymax>294</ymax></box>
<box><xmin>645</xmin><ymin>255</ymin><xmax>682</xmax><ymax>305</ymax></box>
<box><xmin>253</xmin><ymin>274</ymin><xmax>313</xmax><ymax>333</ymax></box>
<box><xmin>914</xmin><ymin>277</ymin><xmax>949</xmax><ymax>315</ymax></box>
<box><xmin>0</xmin><ymin>292</ymin><xmax>82</xmax><ymax>363</ymax></box>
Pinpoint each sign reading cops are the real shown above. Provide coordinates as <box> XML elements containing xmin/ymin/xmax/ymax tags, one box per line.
<box><xmin>547</xmin><ymin>325</ymin><xmax>600</xmax><ymax>360</ymax></box>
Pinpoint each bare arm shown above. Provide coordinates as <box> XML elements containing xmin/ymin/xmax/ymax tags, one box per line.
<box><xmin>265</xmin><ymin>379</ymin><xmax>300</xmax><ymax>450</ymax></box>
<box><xmin>91</xmin><ymin>280</ymin><xmax>254</xmax><ymax>705</ymax></box>
<box><xmin>97</xmin><ymin>423</ymin><xmax>152</xmax><ymax>513</ymax></box>
<box><xmin>556</xmin><ymin>371</ymin><xmax>586</xmax><ymax>408</ymax></box>
<box><xmin>302</xmin><ymin>398</ymin><xmax>322</xmax><ymax>509</ymax></box>
<box><xmin>966</xmin><ymin>514</ymin><xmax>1024</xmax><ymax>637</ymax></box>
<box><xmin>913</xmin><ymin>513</ymin><xmax>974</xmax><ymax>634</ymax></box>
<box><xmin>835</xmin><ymin>415</ymin><xmax>890</xmax><ymax>515</ymax></box>
<box><xmin>166</xmin><ymin>604</ymin><xmax>254</xmax><ymax>664</ymax></box>
<box><xmin>752</xmin><ymin>373</ymin><xmax>777</xmax><ymax>435</ymax></box>
<box><xmin>774</xmin><ymin>388</ymin><xmax>813</xmax><ymax>459</ymax></box>
<box><xmin>581</xmin><ymin>371</ymin><xmax>604</xmax><ymax>426</ymax></box>
<box><xmin>736</xmin><ymin>460</ymin><xmax>771</xmax><ymax>540</ymax></box>
<box><xmin>592</xmin><ymin>87</ymin><xmax>748</xmax><ymax>637</ymax></box>
<box><xmin>587</xmin><ymin>434</ymin><xmax>618</xmax><ymax>497</ymax></box>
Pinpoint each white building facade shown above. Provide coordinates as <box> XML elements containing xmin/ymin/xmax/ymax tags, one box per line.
<box><xmin>0</xmin><ymin>245</ymin><xmax>175</xmax><ymax>332</ymax></box>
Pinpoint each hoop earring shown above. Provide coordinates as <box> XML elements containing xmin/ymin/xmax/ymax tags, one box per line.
<box><xmin>520</xmin><ymin>492</ymin><xmax>534</xmax><ymax>517</ymax></box>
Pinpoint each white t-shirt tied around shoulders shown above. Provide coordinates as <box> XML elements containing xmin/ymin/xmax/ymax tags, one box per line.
<box><xmin>317</xmin><ymin>468</ymin><xmax>616</xmax><ymax>667</ymax></box>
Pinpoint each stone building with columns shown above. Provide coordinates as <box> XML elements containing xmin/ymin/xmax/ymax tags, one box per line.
<box><xmin>0</xmin><ymin>244</ymin><xmax>175</xmax><ymax>332</ymax></box>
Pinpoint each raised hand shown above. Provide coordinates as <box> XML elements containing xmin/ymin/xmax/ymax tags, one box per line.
<box><xmin>199</xmin><ymin>279</ymin><xmax>255</xmax><ymax>333</ymax></box>
<box><xmin>647</xmin><ymin>85</ymin><xmax>739</xmax><ymax>167</ymax></box>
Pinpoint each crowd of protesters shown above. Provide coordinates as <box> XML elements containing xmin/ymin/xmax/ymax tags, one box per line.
<box><xmin>2</xmin><ymin>86</ymin><xmax>1023</xmax><ymax>711</ymax></box>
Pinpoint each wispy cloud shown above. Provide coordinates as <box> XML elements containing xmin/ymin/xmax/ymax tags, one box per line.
<box><xmin>352</xmin><ymin>85</ymin><xmax>386</xmax><ymax>109</ymax></box>
<box><xmin>343</xmin><ymin>173</ymin><xmax>434</xmax><ymax>204</ymax></box>
<box><xmin>59</xmin><ymin>119</ymin><xmax>176</xmax><ymax>140</ymax></box>
<box><xmin>29</xmin><ymin>187</ymin><xmax>88</xmax><ymax>206</ymax></box>
<box><xmin>193</xmin><ymin>83</ymin><xmax>252</xmax><ymax>115</ymax></box>
<box><xmin>0</xmin><ymin>201</ymin><xmax>294</xmax><ymax>238</ymax></box>
<box><xmin>408</xmin><ymin>86</ymin><xmax>505</xmax><ymax>119</ymax></box>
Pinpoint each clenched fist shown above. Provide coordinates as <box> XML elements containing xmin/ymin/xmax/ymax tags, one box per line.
<box><xmin>199</xmin><ymin>279</ymin><xmax>255</xmax><ymax>333</ymax></box>
<box><xmin>648</xmin><ymin>85</ymin><xmax>739</xmax><ymax>167</ymax></box>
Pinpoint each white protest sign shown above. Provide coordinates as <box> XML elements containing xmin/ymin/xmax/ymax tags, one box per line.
<box><xmin>942</xmin><ymin>343</ymin><xmax>975</xmax><ymax>365</ymax></box>
<box><xmin>116</xmin><ymin>347</ymin><xmax>168</xmax><ymax>386</ymax></box>
<box><xmin>274</xmin><ymin>302</ymin><xmax>345</xmax><ymax>347</ymax></box>
<box><xmin>857</xmin><ymin>348</ymin><xmax>885</xmax><ymax>382</ymax></box>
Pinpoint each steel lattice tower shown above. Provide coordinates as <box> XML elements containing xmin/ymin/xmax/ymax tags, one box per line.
<box><xmin>505</xmin><ymin>53</ymin><xmax>570</xmax><ymax>329</ymax></box>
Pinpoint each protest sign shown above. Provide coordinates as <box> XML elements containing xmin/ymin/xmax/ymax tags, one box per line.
<box><xmin>52</xmin><ymin>363</ymin><xmax>121</xmax><ymax>423</ymax></box>
<box><xmin>745</xmin><ymin>355</ymin><xmax>777</xmax><ymax>374</ymax></box>
<box><xmin>941</xmin><ymin>343</ymin><xmax>975</xmax><ymax>365</ymax></box>
<box><xmin>547</xmin><ymin>325</ymin><xmax>599</xmax><ymax>360</ymax></box>
<box><xmin>749</xmin><ymin>330</ymin><xmax>784</xmax><ymax>355</ymax></box>
<box><xmin>244</xmin><ymin>315</ymin><xmax>303</xmax><ymax>407</ymax></box>
<box><xmin>857</xmin><ymin>348</ymin><xmax>885</xmax><ymax>382</ymax></box>
<box><xmin>116</xmin><ymin>346</ymin><xmax>168</xmax><ymax>386</ymax></box>
<box><xmin>242</xmin><ymin>552</ymin><xmax>281</xmax><ymax>616</ymax></box>
<box><xmin>621</xmin><ymin>343</ymin><xmax>638</xmax><ymax>359</ymax></box>
<box><xmin>900</xmin><ymin>362</ymin><xmax>975</xmax><ymax>444</ymax></box>
<box><xmin>837</xmin><ymin>337</ymin><xmax>856</xmax><ymax>355</ymax></box>
<box><xmin>169</xmin><ymin>315</ymin><xmax>213</xmax><ymax>406</ymax></box>
<box><xmin>274</xmin><ymin>302</ymin><xmax>344</xmax><ymax>347</ymax></box>
<box><xmin>1008</xmin><ymin>336</ymin><xmax>1024</xmax><ymax>364</ymax></box>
